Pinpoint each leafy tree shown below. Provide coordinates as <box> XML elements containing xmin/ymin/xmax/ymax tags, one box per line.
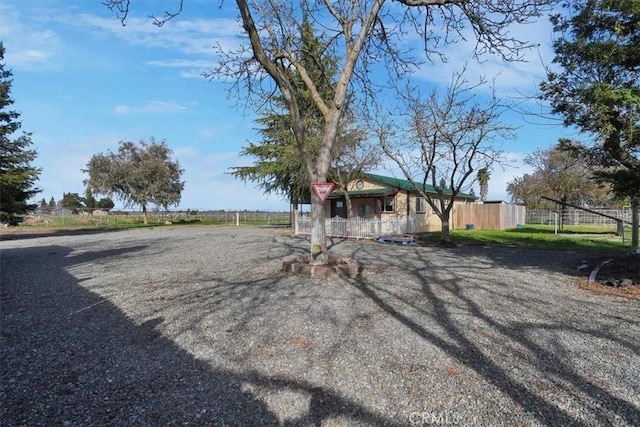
<box><xmin>507</xmin><ymin>143</ymin><xmax>614</xmax><ymax>209</ymax></box>
<box><xmin>105</xmin><ymin>0</ymin><xmax>558</xmax><ymax>263</ymax></box>
<box><xmin>0</xmin><ymin>43</ymin><xmax>41</xmax><ymax>225</ymax></box>
<box><xmin>540</xmin><ymin>0</ymin><xmax>640</xmax><ymax>248</ymax></box>
<box><xmin>60</xmin><ymin>192</ymin><xmax>83</xmax><ymax>213</ymax></box>
<box><xmin>84</xmin><ymin>138</ymin><xmax>184</xmax><ymax>225</ymax></box>
<box><xmin>83</xmin><ymin>188</ymin><xmax>97</xmax><ymax>212</ymax></box>
<box><xmin>476</xmin><ymin>168</ymin><xmax>491</xmax><ymax>202</ymax></box>
<box><xmin>96</xmin><ymin>197</ymin><xmax>115</xmax><ymax>210</ymax></box>
<box><xmin>382</xmin><ymin>71</ymin><xmax>511</xmax><ymax>243</ymax></box>
<box><xmin>506</xmin><ymin>174</ymin><xmax>547</xmax><ymax>209</ymax></box>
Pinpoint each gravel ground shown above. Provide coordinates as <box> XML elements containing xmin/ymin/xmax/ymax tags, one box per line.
<box><xmin>1</xmin><ymin>226</ymin><xmax>639</xmax><ymax>426</ymax></box>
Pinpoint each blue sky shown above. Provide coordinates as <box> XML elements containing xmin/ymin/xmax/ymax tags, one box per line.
<box><xmin>1</xmin><ymin>0</ymin><xmax>578</xmax><ymax>210</ymax></box>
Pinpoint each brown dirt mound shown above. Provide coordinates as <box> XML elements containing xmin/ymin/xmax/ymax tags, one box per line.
<box><xmin>577</xmin><ymin>252</ymin><xmax>640</xmax><ymax>299</ymax></box>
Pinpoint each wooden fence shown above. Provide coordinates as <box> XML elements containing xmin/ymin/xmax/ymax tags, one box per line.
<box><xmin>296</xmin><ymin>215</ymin><xmax>415</xmax><ymax>239</ymax></box>
<box><xmin>453</xmin><ymin>203</ymin><xmax>525</xmax><ymax>230</ymax></box>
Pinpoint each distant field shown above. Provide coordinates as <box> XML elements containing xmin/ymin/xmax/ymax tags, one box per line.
<box><xmin>10</xmin><ymin>215</ymin><xmax>634</xmax><ymax>253</ymax></box>
<box><xmin>20</xmin><ymin>211</ymin><xmax>292</xmax><ymax>230</ymax></box>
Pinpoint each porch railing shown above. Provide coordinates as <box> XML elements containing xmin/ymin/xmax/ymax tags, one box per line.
<box><xmin>295</xmin><ymin>215</ymin><xmax>414</xmax><ymax>239</ymax></box>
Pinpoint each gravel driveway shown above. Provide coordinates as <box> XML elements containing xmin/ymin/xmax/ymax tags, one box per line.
<box><xmin>1</xmin><ymin>226</ymin><xmax>639</xmax><ymax>426</ymax></box>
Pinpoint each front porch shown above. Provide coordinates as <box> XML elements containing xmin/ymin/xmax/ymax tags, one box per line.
<box><xmin>295</xmin><ymin>213</ymin><xmax>415</xmax><ymax>239</ymax></box>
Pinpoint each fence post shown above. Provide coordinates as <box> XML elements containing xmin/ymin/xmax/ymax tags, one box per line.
<box><xmin>236</xmin><ymin>212</ymin><xmax>240</xmax><ymax>227</ymax></box>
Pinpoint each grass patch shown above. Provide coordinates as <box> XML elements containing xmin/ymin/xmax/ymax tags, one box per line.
<box><xmin>417</xmin><ymin>224</ymin><xmax>629</xmax><ymax>252</ymax></box>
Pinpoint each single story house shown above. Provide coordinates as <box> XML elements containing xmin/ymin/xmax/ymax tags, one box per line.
<box><xmin>325</xmin><ymin>173</ymin><xmax>477</xmax><ymax>233</ymax></box>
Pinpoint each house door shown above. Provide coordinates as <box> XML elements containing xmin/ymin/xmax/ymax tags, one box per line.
<box><xmin>331</xmin><ymin>199</ymin><xmax>347</xmax><ymax>218</ymax></box>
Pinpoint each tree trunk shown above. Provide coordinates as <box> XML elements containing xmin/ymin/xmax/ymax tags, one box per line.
<box><xmin>307</xmin><ymin>111</ymin><xmax>340</xmax><ymax>264</ymax></box>
<box><xmin>142</xmin><ymin>204</ymin><xmax>148</xmax><ymax>225</ymax></box>
<box><xmin>345</xmin><ymin>192</ymin><xmax>354</xmax><ymax>218</ymax></box>
<box><xmin>439</xmin><ymin>213</ymin><xmax>451</xmax><ymax>243</ymax></box>
<box><xmin>632</xmin><ymin>198</ymin><xmax>639</xmax><ymax>253</ymax></box>
<box><xmin>309</xmin><ymin>191</ymin><xmax>328</xmax><ymax>265</ymax></box>
<box><xmin>290</xmin><ymin>194</ymin><xmax>297</xmax><ymax>228</ymax></box>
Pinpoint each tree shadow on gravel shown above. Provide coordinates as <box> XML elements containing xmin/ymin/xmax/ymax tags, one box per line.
<box><xmin>0</xmin><ymin>227</ymin><xmax>129</xmax><ymax>241</ymax></box>
<box><xmin>351</xmin><ymin>245</ymin><xmax>640</xmax><ymax>426</ymax></box>
<box><xmin>0</xmin><ymin>244</ymin><xmax>394</xmax><ymax>426</ymax></box>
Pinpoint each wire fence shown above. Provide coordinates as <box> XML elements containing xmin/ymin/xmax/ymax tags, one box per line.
<box><xmin>526</xmin><ymin>208</ymin><xmax>631</xmax><ymax>228</ymax></box>
<box><xmin>28</xmin><ymin>210</ymin><xmax>292</xmax><ymax>228</ymax></box>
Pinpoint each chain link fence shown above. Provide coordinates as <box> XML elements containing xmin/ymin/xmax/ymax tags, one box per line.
<box><xmin>526</xmin><ymin>208</ymin><xmax>631</xmax><ymax>227</ymax></box>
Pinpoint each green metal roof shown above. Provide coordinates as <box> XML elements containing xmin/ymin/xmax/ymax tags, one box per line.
<box><xmin>363</xmin><ymin>173</ymin><xmax>477</xmax><ymax>200</ymax></box>
<box><xmin>328</xmin><ymin>188</ymin><xmax>396</xmax><ymax>199</ymax></box>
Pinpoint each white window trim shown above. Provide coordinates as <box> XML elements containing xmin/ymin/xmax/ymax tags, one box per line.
<box><xmin>383</xmin><ymin>196</ymin><xmax>394</xmax><ymax>213</ymax></box>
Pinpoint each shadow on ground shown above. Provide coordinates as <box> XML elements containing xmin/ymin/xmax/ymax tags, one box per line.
<box><xmin>0</xmin><ymin>243</ymin><xmax>391</xmax><ymax>426</ymax></box>
<box><xmin>348</xmin><ymin>243</ymin><xmax>640</xmax><ymax>426</ymax></box>
<box><xmin>0</xmin><ymin>227</ymin><xmax>128</xmax><ymax>241</ymax></box>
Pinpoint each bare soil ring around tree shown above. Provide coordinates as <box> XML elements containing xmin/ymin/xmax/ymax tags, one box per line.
<box><xmin>1</xmin><ymin>226</ymin><xmax>639</xmax><ymax>426</ymax></box>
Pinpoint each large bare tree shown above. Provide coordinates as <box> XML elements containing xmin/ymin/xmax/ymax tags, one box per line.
<box><xmin>380</xmin><ymin>71</ymin><xmax>513</xmax><ymax>243</ymax></box>
<box><xmin>104</xmin><ymin>0</ymin><xmax>557</xmax><ymax>263</ymax></box>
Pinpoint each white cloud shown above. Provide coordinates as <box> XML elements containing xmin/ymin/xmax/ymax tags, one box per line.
<box><xmin>146</xmin><ymin>59</ymin><xmax>214</xmax><ymax>68</ymax></box>
<box><xmin>72</xmin><ymin>13</ymin><xmax>241</xmax><ymax>58</ymax></box>
<box><xmin>484</xmin><ymin>152</ymin><xmax>534</xmax><ymax>202</ymax></box>
<box><xmin>146</xmin><ymin>59</ymin><xmax>215</xmax><ymax>79</ymax></box>
<box><xmin>114</xmin><ymin>100</ymin><xmax>189</xmax><ymax>115</ymax></box>
<box><xmin>411</xmin><ymin>14</ymin><xmax>556</xmax><ymax>100</ymax></box>
<box><xmin>0</xmin><ymin>4</ymin><xmax>62</xmax><ymax>70</ymax></box>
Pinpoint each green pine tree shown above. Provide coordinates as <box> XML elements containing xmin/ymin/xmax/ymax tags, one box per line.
<box><xmin>0</xmin><ymin>43</ymin><xmax>41</xmax><ymax>225</ymax></box>
<box><xmin>230</xmin><ymin>14</ymin><xmax>346</xmax><ymax>205</ymax></box>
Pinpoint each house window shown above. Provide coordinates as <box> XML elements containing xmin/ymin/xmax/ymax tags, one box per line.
<box><xmin>358</xmin><ymin>204</ymin><xmax>374</xmax><ymax>218</ymax></box>
<box><xmin>416</xmin><ymin>197</ymin><xmax>426</xmax><ymax>214</ymax></box>
<box><xmin>383</xmin><ymin>196</ymin><xmax>394</xmax><ymax>213</ymax></box>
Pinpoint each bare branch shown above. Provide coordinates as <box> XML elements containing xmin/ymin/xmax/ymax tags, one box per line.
<box><xmin>150</xmin><ymin>0</ymin><xmax>184</xmax><ymax>27</ymax></box>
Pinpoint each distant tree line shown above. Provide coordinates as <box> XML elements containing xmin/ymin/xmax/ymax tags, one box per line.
<box><xmin>37</xmin><ymin>190</ymin><xmax>115</xmax><ymax>214</ymax></box>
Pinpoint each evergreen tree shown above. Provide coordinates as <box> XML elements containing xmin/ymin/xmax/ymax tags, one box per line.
<box><xmin>540</xmin><ymin>0</ymin><xmax>640</xmax><ymax>248</ymax></box>
<box><xmin>230</xmin><ymin>14</ymin><xmax>340</xmax><ymax>205</ymax></box>
<box><xmin>48</xmin><ymin>196</ymin><xmax>56</xmax><ymax>209</ymax></box>
<box><xmin>83</xmin><ymin>188</ymin><xmax>97</xmax><ymax>212</ymax></box>
<box><xmin>0</xmin><ymin>43</ymin><xmax>41</xmax><ymax>225</ymax></box>
<box><xmin>540</xmin><ymin>0</ymin><xmax>639</xmax><ymax>197</ymax></box>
